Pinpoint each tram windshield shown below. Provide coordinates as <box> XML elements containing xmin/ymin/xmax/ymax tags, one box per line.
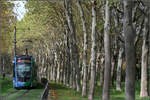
<box><xmin>16</xmin><ymin>63</ymin><xmax>31</xmax><ymax>77</ymax></box>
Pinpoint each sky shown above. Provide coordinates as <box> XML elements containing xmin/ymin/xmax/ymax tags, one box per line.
<box><xmin>13</xmin><ymin>1</ymin><xmax>27</xmax><ymax>21</ymax></box>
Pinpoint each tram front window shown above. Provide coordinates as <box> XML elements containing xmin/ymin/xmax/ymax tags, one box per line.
<box><xmin>16</xmin><ymin>63</ymin><xmax>31</xmax><ymax>82</ymax></box>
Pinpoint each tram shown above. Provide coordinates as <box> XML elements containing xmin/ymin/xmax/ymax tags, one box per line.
<box><xmin>13</xmin><ymin>55</ymin><xmax>36</xmax><ymax>89</ymax></box>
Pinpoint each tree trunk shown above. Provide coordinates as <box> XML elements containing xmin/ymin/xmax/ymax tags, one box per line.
<box><xmin>64</xmin><ymin>0</ymin><xmax>80</xmax><ymax>92</ymax></box>
<box><xmin>112</xmin><ymin>6</ymin><xmax>123</xmax><ymax>91</ymax></box>
<box><xmin>69</xmin><ymin>56</ymin><xmax>73</xmax><ymax>88</ymax></box>
<box><xmin>110</xmin><ymin>56</ymin><xmax>115</xmax><ymax>87</ymax></box>
<box><xmin>76</xmin><ymin>0</ymin><xmax>88</xmax><ymax>96</ymax></box>
<box><xmin>140</xmin><ymin>7</ymin><xmax>149</xmax><ymax>97</ymax></box>
<box><xmin>100</xmin><ymin>57</ymin><xmax>104</xmax><ymax>88</ymax></box>
<box><xmin>88</xmin><ymin>0</ymin><xmax>96</xmax><ymax>100</ymax></box>
<box><xmin>64</xmin><ymin>21</ymin><xmax>71</xmax><ymax>86</ymax></box>
<box><xmin>0</xmin><ymin>55</ymin><xmax>1</xmax><ymax>75</ymax></box>
<box><xmin>76</xmin><ymin>55</ymin><xmax>81</xmax><ymax>92</ymax></box>
<box><xmin>50</xmin><ymin>55</ymin><xmax>54</xmax><ymax>81</ymax></box>
<box><xmin>66</xmin><ymin>36</ymin><xmax>71</xmax><ymax>86</ymax></box>
<box><xmin>116</xmin><ymin>47</ymin><xmax>124</xmax><ymax>91</ymax></box>
<box><xmin>123</xmin><ymin>0</ymin><xmax>136</xmax><ymax>100</ymax></box>
<box><xmin>148</xmin><ymin>6</ymin><xmax>150</xmax><ymax>96</ymax></box>
<box><xmin>102</xmin><ymin>0</ymin><xmax>111</xmax><ymax>100</ymax></box>
<box><xmin>57</xmin><ymin>59</ymin><xmax>60</xmax><ymax>83</ymax></box>
<box><xmin>0</xmin><ymin>13</ymin><xmax>2</xmax><ymax>74</ymax></box>
<box><xmin>88</xmin><ymin>60</ymin><xmax>91</xmax><ymax>82</ymax></box>
<box><xmin>54</xmin><ymin>52</ymin><xmax>57</xmax><ymax>82</ymax></box>
<box><xmin>95</xmin><ymin>53</ymin><xmax>100</xmax><ymax>86</ymax></box>
<box><xmin>110</xmin><ymin>36</ymin><xmax>118</xmax><ymax>87</ymax></box>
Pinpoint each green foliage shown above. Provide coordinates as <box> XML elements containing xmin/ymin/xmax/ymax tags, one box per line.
<box><xmin>97</xmin><ymin>21</ymin><xmax>104</xmax><ymax>28</ymax></box>
<box><xmin>8</xmin><ymin>1</ymin><xmax>71</xmax><ymax>62</ymax></box>
<box><xmin>0</xmin><ymin>1</ymin><xmax>147</xmax><ymax>100</ymax></box>
<box><xmin>0</xmin><ymin>1</ymin><xmax>17</xmax><ymax>54</ymax></box>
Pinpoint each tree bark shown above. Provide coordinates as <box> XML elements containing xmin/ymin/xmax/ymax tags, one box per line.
<box><xmin>64</xmin><ymin>0</ymin><xmax>80</xmax><ymax>92</ymax></box>
<box><xmin>116</xmin><ymin>47</ymin><xmax>124</xmax><ymax>91</ymax></box>
<box><xmin>76</xmin><ymin>0</ymin><xmax>88</xmax><ymax>96</ymax></box>
<box><xmin>0</xmin><ymin>55</ymin><xmax>1</xmax><ymax>75</ymax></box>
<box><xmin>148</xmin><ymin>6</ymin><xmax>150</xmax><ymax>96</ymax></box>
<box><xmin>54</xmin><ymin>52</ymin><xmax>57</xmax><ymax>82</ymax></box>
<box><xmin>123</xmin><ymin>0</ymin><xmax>136</xmax><ymax>100</ymax></box>
<box><xmin>57</xmin><ymin>58</ymin><xmax>60</xmax><ymax>83</ymax></box>
<box><xmin>140</xmin><ymin>7</ymin><xmax>149</xmax><ymax>97</ymax></box>
<box><xmin>95</xmin><ymin>53</ymin><xmax>100</xmax><ymax>86</ymax></box>
<box><xmin>88</xmin><ymin>0</ymin><xmax>96</xmax><ymax>100</ymax></box>
<box><xmin>110</xmin><ymin>55</ymin><xmax>115</xmax><ymax>87</ymax></box>
<box><xmin>64</xmin><ymin>21</ymin><xmax>71</xmax><ymax>86</ymax></box>
<box><xmin>102</xmin><ymin>0</ymin><xmax>111</xmax><ymax>100</ymax></box>
<box><xmin>100</xmin><ymin>56</ymin><xmax>104</xmax><ymax>88</ymax></box>
<box><xmin>0</xmin><ymin>9</ymin><xmax>1</xmax><ymax>74</ymax></box>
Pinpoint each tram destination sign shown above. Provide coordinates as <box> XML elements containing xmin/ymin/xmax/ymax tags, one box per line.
<box><xmin>17</xmin><ymin>59</ymin><xmax>30</xmax><ymax>63</ymax></box>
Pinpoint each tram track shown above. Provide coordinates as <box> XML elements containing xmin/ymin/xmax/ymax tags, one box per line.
<box><xmin>15</xmin><ymin>89</ymin><xmax>31</xmax><ymax>100</ymax></box>
<box><xmin>1</xmin><ymin>90</ymin><xmax>19</xmax><ymax>100</ymax></box>
<box><xmin>3</xmin><ymin>89</ymin><xmax>31</xmax><ymax>100</ymax></box>
<box><xmin>5</xmin><ymin>90</ymin><xmax>19</xmax><ymax>97</ymax></box>
<box><xmin>4</xmin><ymin>88</ymin><xmax>44</xmax><ymax>100</ymax></box>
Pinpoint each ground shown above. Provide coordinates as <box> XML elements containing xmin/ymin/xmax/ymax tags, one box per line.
<box><xmin>0</xmin><ymin>76</ymin><xmax>44</xmax><ymax>100</ymax></box>
<box><xmin>48</xmin><ymin>82</ymin><xmax>150</xmax><ymax>100</ymax></box>
<box><xmin>0</xmin><ymin>77</ymin><xmax>150</xmax><ymax>100</ymax></box>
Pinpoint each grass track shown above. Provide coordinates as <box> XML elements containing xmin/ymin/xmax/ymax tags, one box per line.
<box><xmin>1</xmin><ymin>76</ymin><xmax>150</xmax><ymax>100</ymax></box>
<box><xmin>49</xmin><ymin>82</ymin><xmax>150</xmax><ymax>100</ymax></box>
<box><xmin>5</xmin><ymin>89</ymin><xmax>43</xmax><ymax>100</ymax></box>
<box><xmin>0</xmin><ymin>76</ymin><xmax>44</xmax><ymax>100</ymax></box>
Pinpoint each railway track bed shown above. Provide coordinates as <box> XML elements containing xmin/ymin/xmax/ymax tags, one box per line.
<box><xmin>2</xmin><ymin>89</ymin><xmax>43</xmax><ymax>100</ymax></box>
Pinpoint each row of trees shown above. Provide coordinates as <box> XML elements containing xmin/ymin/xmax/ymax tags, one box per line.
<box><xmin>0</xmin><ymin>1</ymin><xmax>16</xmax><ymax>75</ymax></box>
<box><xmin>0</xmin><ymin>0</ymin><xmax>150</xmax><ymax>100</ymax></box>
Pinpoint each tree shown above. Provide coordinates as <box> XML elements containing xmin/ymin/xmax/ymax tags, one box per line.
<box><xmin>102</xmin><ymin>0</ymin><xmax>111</xmax><ymax>100</ymax></box>
<box><xmin>112</xmin><ymin>6</ymin><xmax>124</xmax><ymax>91</ymax></box>
<box><xmin>116</xmin><ymin>46</ymin><xmax>124</xmax><ymax>91</ymax></box>
<box><xmin>0</xmin><ymin>1</ymin><xmax>16</xmax><ymax>75</ymax></box>
<box><xmin>140</xmin><ymin>6</ymin><xmax>149</xmax><ymax>97</ymax></box>
<box><xmin>64</xmin><ymin>0</ymin><xmax>80</xmax><ymax>92</ymax></box>
<box><xmin>123</xmin><ymin>0</ymin><xmax>136</xmax><ymax>100</ymax></box>
<box><xmin>88</xmin><ymin>0</ymin><xmax>96</xmax><ymax>100</ymax></box>
<box><xmin>76</xmin><ymin>0</ymin><xmax>88</xmax><ymax>97</ymax></box>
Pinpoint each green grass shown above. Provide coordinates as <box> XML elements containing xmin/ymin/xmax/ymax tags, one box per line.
<box><xmin>1</xmin><ymin>76</ymin><xmax>149</xmax><ymax>100</ymax></box>
<box><xmin>0</xmin><ymin>76</ymin><xmax>15</xmax><ymax>96</ymax></box>
<box><xmin>0</xmin><ymin>76</ymin><xmax>44</xmax><ymax>100</ymax></box>
<box><xmin>49</xmin><ymin>83</ymin><xmax>87</xmax><ymax>100</ymax></box>
<box><xmin>6</xmin><ymin>90</ymin><xmax>27</xmax><ymax>100</ymax></box>
<box><xmin>5</xmin><ymin>89</ymin><xmax>44</xmax><ymax>100</ymax></box>
<box><xmin>21</xmin><ymin>89</ymin><xmax>43</xmax><ymax>100</ymax></box>
<box><xmin>49</xmin><ymin>82</ymin><xmax>150</xmax><ymax>100</ymax></box>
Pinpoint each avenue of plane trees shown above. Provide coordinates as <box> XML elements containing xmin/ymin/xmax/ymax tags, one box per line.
<box><xmin>0</xmin><ymin>0</ymin><xmax>150</xmax><ymax>100</ymax></box>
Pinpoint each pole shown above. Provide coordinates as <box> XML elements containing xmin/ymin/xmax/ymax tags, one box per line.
<box><xmin>14</xmin><ymin>26</ymin><xmax>16</xmax><ymax>57</ymax></box>
<box><xmin>25</xmin><ymin>48</ymin><xmax>28</xmax><ymax>56</ymax></box>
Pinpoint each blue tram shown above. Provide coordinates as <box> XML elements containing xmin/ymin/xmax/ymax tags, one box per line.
<box><xmin>13</xmin><ymin>55</ymin><xmax>36</xmax><ymax>89</ymax></box>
